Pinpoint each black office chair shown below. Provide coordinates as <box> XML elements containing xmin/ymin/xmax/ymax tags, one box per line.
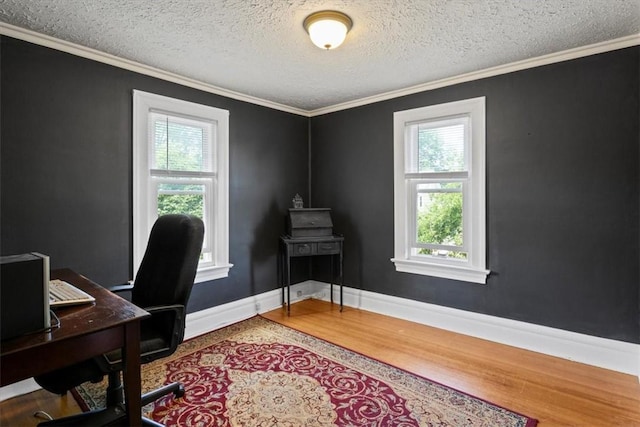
<box><xmin>35</xmin><ymin>214</ymin><xmax>205</xmax><ymax>426</ymax></box>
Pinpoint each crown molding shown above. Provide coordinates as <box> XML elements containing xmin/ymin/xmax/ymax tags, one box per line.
<box><xmin>308</xmin><ymin>33</ymin><xmax>640</xmax><ymax>117</ymax></box>
<box><xmin>0</xmin><ymin>22</ymin><xmax>309</xmax><ymax>117</ymax></box>
<box><xmin>1</xmin><ymin>22</ymin><xmax>637</xmax><ymax>118</ymax></box>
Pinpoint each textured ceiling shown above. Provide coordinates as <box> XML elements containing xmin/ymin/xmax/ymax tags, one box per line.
<box><xmin>1</xmin><ymin>0</ymin><xmax>639</xmax><ymax>111</ymax></box>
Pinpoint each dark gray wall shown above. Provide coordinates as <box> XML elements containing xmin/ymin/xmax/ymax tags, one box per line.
<box><xmin>310</xmin><ymin>47</ymin><xmax>639</xmax><ymax>343</ymax></box>
<box><xmin>0</xmin><ymin>37</ymin><xmax>309</xmax><ymax>313</ymax></box>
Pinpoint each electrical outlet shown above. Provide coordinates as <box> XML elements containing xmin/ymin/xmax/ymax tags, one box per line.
<box><xmin>296</xmin><ymin>290</ymin><xmax>302</xmax><ymax>297</ymax></box>
<box><xmin>255</xmin><ymin>302</ymin><xmax>261</xmax><ymax>312</ymax></box>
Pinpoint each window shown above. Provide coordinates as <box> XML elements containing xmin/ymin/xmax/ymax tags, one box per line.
<box><xmin>133</xmin><ymin>90</ymin><xmax>232</xmax><ymax>282</ymax></box>
<box><xmin>392</xmin><ymin>97</ymin><xmax>489</xmax><ymax>283</ymax></box>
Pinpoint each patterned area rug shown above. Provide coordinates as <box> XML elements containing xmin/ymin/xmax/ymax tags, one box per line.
<box><xmin>73</xmin><ymin>316</ymin><xmax>537</xmax><ymax>426</ymax></box>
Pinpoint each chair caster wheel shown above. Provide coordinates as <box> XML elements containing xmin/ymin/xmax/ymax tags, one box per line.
<box><xmin>174</xmin><ymin>384</ymin><xmax>186</xmax><ymax>398</ymax></box>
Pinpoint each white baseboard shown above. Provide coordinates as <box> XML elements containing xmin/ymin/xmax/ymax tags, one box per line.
<box><xmin>189</xmin><ymin>280</ymin><xmax>640</xmax><ymax>376</ymax></box>
<box><xmin>309</xmin><ymin>281</ymin><xmax>639</xmax><ymax>377</ymax></box>
<box><xmin>0</xmin><ymin>379</ymin><xmax>40</xmax><ymax>402</ymax></box>
<box><xmin>4</xmin><ymin>280</ymin><xmax>637</xmax><ymax>402</ymax></box>
<box><xmin>184</xmin><ymin>281</ymin><xmax>322</xmax><ymax>339</ymax></box>
<box><xmin>184</xmin><ymin>289</ymin><xmax>280</xmax><ymax>340</ymax></box>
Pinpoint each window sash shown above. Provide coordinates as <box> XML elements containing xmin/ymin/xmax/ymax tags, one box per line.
<box><xmin>150</xmin><ymin>169</ymin><xmax>216</xmax><ymax>178</ymax></box>
<box><xmin>404</xmin><ymin>115</ymin><xmax>470</xmax><ymax>174</ymax></box>
<box><xmin>407</xmin><ymin>179</ymin><xmax>469</xmax><ymax>253</ymax></box>
<box><xmin>149</xmin><ymin>112</ymin><xmax>216</xmax><ymax>174</ymax></box>
<box><xmin>406</xmin><ymin>114</ymin><xmax>471</xmax><ymax>257</ymax></box>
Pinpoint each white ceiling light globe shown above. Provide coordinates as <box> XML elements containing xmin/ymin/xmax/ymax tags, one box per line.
<box><xmin>304</xmin><ymin>11</ymin><xmax>353</xmax><ymax>50</ymax></box>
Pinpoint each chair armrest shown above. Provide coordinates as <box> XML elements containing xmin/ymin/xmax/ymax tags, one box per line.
<box><xmin>140</xmin><ymin>304</ymin><xmax>186</xmax><ymax>363</ymax></box>
<box><xmin>106</xmin><ymin>280</ymin><xmax>134</xmax><ymax>293</ymax></box>
<box><xmin>144</xmin><ymin>304</ymin><xmax>185</xmax><ymax>317</ymax></box>
<box><xmin>98</xmin><ymin>304</ymin><xmax>186</xmax><ymax>369</ymax></box>
<box><xmin>107</xmin><ymin>284</ymin><xmax>132</xmax><ymax>293</ymax></box>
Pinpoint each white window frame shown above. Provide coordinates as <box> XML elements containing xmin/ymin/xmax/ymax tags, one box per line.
<box><xmin>133</xmin><ymin>90</ymin><xmax>232</xmax><ymax>283</ymax></box>
<box><xmin>391</xmin><ymin>97</ymin><xmax>489</xmax><ymax>284</ymax></box>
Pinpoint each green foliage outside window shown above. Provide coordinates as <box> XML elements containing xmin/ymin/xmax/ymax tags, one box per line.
<box><xmin>417</xmin><ymin>191</ymin><xmax>465</xmax><ymax>259</ymax></box>
<box><xmin>158</xmin><ymin>194</ymin><xmax>204</xmax><ymax>218</ymax></box>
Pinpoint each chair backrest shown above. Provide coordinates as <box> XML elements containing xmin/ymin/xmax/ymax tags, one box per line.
<box><xmin>132</xmin><ymin>214</ymin><xmax>204</xmax><ymax>309</ymax></box>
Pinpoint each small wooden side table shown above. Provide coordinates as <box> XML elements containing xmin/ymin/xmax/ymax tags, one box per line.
<box><xmin>278</xmin><ymin>234</ymin><xmax>344</xmax><ymax>315</ymax></box>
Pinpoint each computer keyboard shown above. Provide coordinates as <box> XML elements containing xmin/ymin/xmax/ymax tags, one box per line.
<box><xmin>49</xmin><ymin>279</ymin><xmax>95</xmax><ymax>307</ymax></box>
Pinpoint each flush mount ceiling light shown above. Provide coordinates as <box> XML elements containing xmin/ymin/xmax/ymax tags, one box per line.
<box><xmin>303</xmin><ymin>10</ymin><xmax>353</xmax><ymax>50</ymax></box>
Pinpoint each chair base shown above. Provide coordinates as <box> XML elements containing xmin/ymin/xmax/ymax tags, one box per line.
<box><xmin>37</xmin><ymin>382</ymin><xmax>185</xmax><ymax>427</ymax></box>
<box><xmin>141</xmin><ymin>381</ymin><xmax>185</xmax><ymax>406</ymax></box>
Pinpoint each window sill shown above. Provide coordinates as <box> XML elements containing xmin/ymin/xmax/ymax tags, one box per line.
<box><xmin>391</xmin><ymin>258</ymin><xmax>489</xmax><ymax>284</ymax></box>
<box><xmin>195</xmin><ymin>263</ymin><xmax>233</xmax><ymax>283</ymax></box>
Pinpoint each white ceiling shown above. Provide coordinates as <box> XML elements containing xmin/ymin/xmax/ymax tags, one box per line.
<box><xmin>1</xmin><ymin>1</ymin><xmax>639</xmax><ymax>112</ymax></box>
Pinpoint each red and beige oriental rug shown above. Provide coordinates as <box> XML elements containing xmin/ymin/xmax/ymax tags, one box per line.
<box><xmin>74</xmin><ymin>316</ymin><xmax>537</xmax><ymax>426</ymax></box>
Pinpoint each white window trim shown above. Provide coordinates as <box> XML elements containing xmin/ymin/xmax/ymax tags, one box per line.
<box><xmin>133</xmin><ymin>90</ymin><xmax>232</xmax><ymax>283</ymax></box>
<box><xmin>391</xmin><ymin>97</ymin><xmax>489</xmax><ymax>284</ymax></box>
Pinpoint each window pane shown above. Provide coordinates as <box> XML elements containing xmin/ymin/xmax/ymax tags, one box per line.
<box><xmin>151</xmin><ymin>113</ymin><xmax>213</xmax><ymax>172</ymax></box>
<box><xmin>157</xmin><ymin>182</ymin><xmax>205</xmax><ymax>218</ymax></box>
<box><xmin>415</xmin><ymin>182</ymin><xmax>466</xmax><ymax>259</ymax></box>
<box><xmin>157</xmin><ymin>182</ymin><xmax>212</xmax><ymax>263</ymax></box>
<box><xmin>417</xmin><ymin>121</ymin><xmax>465</xmax><ymax>173</ymax></box>
<box><xmin>405</xmin><ymin>116</ymin><xmax>468</xmax><ymax>174</ymax></box>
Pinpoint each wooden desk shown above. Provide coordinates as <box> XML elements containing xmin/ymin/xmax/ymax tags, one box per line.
<box><xmin>278</xmin><ymin>235</ymin><xmax>344</xmax><ymax>315</ymax></box>
<box><xmin>0</xmin><ymin>269</ymin><xmax>150</xmax><ymax>427</ymax></box>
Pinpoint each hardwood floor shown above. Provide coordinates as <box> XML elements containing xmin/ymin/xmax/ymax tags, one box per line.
<box><xmin>0</xmin><ymin>386</ymin><xmax>81</xmax><ymax>426</ymax></box>
<box><xmin>263</xmin><ymin>300</ymin><xmax>640</xmax><ymax>426</ymax></box>
<box><xmin>2</xmin><ymin>299</ymin><xmax>639</xmax><ymax>426</ymax></box>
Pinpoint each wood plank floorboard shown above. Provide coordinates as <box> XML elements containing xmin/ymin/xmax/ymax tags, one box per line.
<box><xmin>2</xmin><ymin>299</ymin><xmax>639</xmax><ymax>426</ymax></box>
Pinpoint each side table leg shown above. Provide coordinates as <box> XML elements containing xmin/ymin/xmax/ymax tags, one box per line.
<box><xmin>330</xmin><ymin>254</ymin><xmax>334</xmax><ymax>304</ymax></box>
<box><xmin>285</xmin><ymin>249</ymin><xmax>291</xmax><ymax>316</ymax></box>
<box><xmin>278</xmin><ymin>246</ymin><xmax>284</xmax><ymax>307</ymax></box>
<box><xmin>339</xmin><ymin>243</ymin><xmax>344</xmax><ymax>312</ymax></box>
